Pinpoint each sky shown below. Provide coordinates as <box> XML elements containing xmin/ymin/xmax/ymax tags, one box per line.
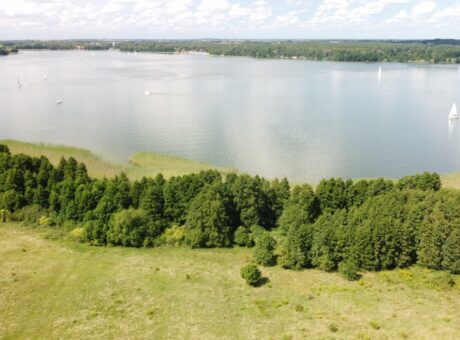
<box><xmin>0</xmin><ymin>0</ymin><xmax>459</xmax><ymax>40</ymax></box>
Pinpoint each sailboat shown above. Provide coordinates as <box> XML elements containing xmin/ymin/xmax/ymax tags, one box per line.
<box><xmin>378</xmin><ymin>66</ymin><xmax>382</xmax><ymax>81</ymax></box>
<box><xmin>449</xmin><ymin>103</ymin><xmax>458</xmax><ymax>120</ymax></box>
<box><xmin>17</xmin><ymin>77</ymin><xmax>22</xmax><ymax>88</ymax></box>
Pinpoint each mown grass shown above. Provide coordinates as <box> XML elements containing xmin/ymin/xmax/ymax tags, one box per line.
<box><xmin>1</xmin><ymin>223</ymin><xmax>459</xmax><ymax>339</ymax></box>
<box><xmin>1</xmin><ymin>140</ymin><xmax>232</xmax><ymax>180</ymax></box>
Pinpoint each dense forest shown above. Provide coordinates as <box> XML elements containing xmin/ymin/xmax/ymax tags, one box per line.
<box><xmin>0</xmin><ymin>144</ymin><xmax>459</xmax><ymax>276</ymax></box>
<box><xmin>2</xmin><ymin>39</ymin><xmax>460</xmax><ymax>63</ymax></box>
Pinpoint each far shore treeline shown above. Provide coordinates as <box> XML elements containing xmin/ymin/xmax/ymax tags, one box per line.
<box><xmin>2</xmin><ymin>39</ymin><xmax>460</xmax><ymax>63</ymax></box>
<box><xmin>0</xmin><ymin>144</ymin><xmax>459</xmax><ymax>275</ymax></box>
<box><xmin>0</xmin><ymin>44</ymin><xmax>17</xmax><ymax>56</ymax></box>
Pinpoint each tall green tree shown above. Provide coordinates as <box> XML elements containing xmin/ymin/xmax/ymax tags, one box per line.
<box><xmin>185</xmin><ymin>184</ymin><xmax>232</xmax><ymax>248</ymax></box>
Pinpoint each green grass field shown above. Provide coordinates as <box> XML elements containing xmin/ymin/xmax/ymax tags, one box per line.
<box><xmin>1</xmin><ymin>140</ymin><xmax>232</xmax><ymax>180</ymax></box>
<box><xmin>1</xmin><ymin>223</ymin><xmax>459</xmax><ymax>339</ymax></box>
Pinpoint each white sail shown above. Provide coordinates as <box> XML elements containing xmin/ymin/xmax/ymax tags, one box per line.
<box><xmin>449</xmin><ymin>103</ymin><xmax>458</xmax><ymax>120</ymax></box>
<box><xmin>378</xmin><ymin>66</ymin><xmax>382</xmax><ymax>81</ymax></box>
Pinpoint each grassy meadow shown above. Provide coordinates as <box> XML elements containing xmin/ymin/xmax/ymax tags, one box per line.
<box><xmin>129</xmin><ymin>152</ymin><xmax>233</xmax><ymax>179</ymax></box>
<box><xmin>2</xmin><ymin>140</ymin><xmax>460</xmax><ymax>339</ymax></box>
<box><xmin>1</xmin><ymin>223</ymin><xmax>459</xmax><ymax>339</ymax></box>
<box><xmin>1</xmin><ymin>140</ymin><xmax>232</xmax><ymax>180</ymax></box>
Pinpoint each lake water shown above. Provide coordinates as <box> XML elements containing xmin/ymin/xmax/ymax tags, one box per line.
<box><xmin>1</xmin><ymin>50</ymin><xmax>460</xmax><ymax>182</ymax></box>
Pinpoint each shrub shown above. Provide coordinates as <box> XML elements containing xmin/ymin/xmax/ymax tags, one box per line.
<box><xmin>0</xmin><ymin>209</ymin><xmax>11</xmax><ymax>222</ymax></box>
<box><xmin>70</xmin><ymin>227</ymin><xmax>87</xmax><ymax>243</ymax></box>
<box><xmin>11</xmin><ymin>205</ymin><xmax>47</xmax><ymax>225</ymax></box>
<box><xmin>338</xmin><ymin>260</ymin><xmax>361</xmax><ymax>281</ymax></box>
<box><xmin>253</xmin><ymin>233</ymin><xmax>277</xmax><ymax>266</ymax></box>
<box><xmin>369</xmin><ymin>320</ymin><xmax>381</xmax><ymax>330</ymax></box>
<box><xmin>428</xmin><ymin>271</ymin><xmax>456</xmax><ymax>289</ymax></box>
<box><xmin>328</xmin><ymin>323</ymin><xmax>338</xmax><ymax>332</ymax></box>
<box><xmin>157</xmin><ymin>225</ymin><xmax>186</xmax><ymax>247</ymax></box>
<box><xmin>0</xmin><ymin>144</ymin><xmax>10</xmax><ymax>154</ymax></box>
<box><xmin>84</xmin><ymin>220</ymin><xmax>107</xmax><ymax>246</ymax></box>
<box><xmin>240</xmin><ymin>264</ymin><xmax>262</xmax><ymax>286</ymax></box>
<box><xmin>38</xmin><ymin>215</ymin><xmax>51</xmax><ymax>227</ymax></box>
<box><xmin>294</xmin><ymin>304</ymin><xmax>304</xmax><ymax>312</ymax></box>
<box><xmin>317</xmin><ymin>253</ymin><xmax>336</xmax><ymax>272</ymax></box>
<box><xmin>234</xmin><ymin>225</ymin><xmax>254</xmax><ymax>247</ymax></box>
<box><xmin>107</xmin><ymin>209</ymin><xmax>151</xmax><ymax>247</ymax></box>
<box><xmin>249</xmin><ymin>224</ymin><xmax>265</xmax><ymax>238</ymax></box>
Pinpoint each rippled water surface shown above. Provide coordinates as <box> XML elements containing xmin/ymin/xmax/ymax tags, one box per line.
<box><xmin>1</xmin><ymin>50</ymin><xmax>460</xmax><ymax>182</ymax></box>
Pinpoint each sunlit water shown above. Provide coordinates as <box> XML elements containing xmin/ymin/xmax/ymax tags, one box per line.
<box><xmin>1</xmin><ymin>50</ymin><xmax>460</xmax><ymax>182</ymax></box>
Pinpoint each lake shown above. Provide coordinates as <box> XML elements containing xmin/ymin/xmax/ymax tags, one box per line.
<box><xmin>1</xmin><ymin>50</ymin><xmax>460</xmax><ymax>182</ymax></box>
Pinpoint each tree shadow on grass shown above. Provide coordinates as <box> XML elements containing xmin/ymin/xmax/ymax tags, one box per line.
<box><xmin>254</xmin><ymin>276</ymin><xmax>270</xmax><ymax>287</ymax></box>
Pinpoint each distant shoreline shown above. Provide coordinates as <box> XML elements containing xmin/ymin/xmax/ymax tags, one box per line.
<box><xmin>3</xmin><ymin>39</ymin><xmax>459</xmax><ymax>64</ymax></box>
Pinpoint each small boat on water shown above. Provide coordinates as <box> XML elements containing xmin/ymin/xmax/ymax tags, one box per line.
<box><xmin>449</xmin><ymin>103</ymin><xmax>458</xmax><ymax>120</ymax></box>
<box><xmin>144</xmin><ymin>90</ymin><xmax>152</xmax><ymax>96</ymax></box>
<box><xmin>378</xmin><ymin>66</ymin><xmax>382</xmax><ymax>81</ymax></box>
<box><xmin>56</xmin><ymin>100</ymin><xmax>63</xmax><ymax>105</ymax></box>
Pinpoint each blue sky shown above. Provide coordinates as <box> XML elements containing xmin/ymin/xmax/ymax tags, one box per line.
<box><xmin>0</xmin><ymin>0</ymin><xmax>459</xmax><ymax>39</ymax></box>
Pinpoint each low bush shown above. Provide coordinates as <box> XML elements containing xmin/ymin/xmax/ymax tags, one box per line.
<box><xmin>107</xmin><ymin>209</ymin><xmax>151</xmax><ymax>247</ymax></box>
<box><xmin>240</xmin><ymin>264</ymin><xmax>262</xmax><ymax>286</ymax></box>
<box><xmin>157</xmin><ymin>225</ymin><xmax>185</xmax><ymax>247</ymax></box>
<box><xmin>38</xmin><ymin>215</ymin><xmax>51</xmax><ymax>227</ymax></box>
<box><xmin>70</xmin><ymin>227</ymin><xmax>87</xmax><ymax>243</ymax></box>
<box><xmin>369</xmin><ymin>320</ymin><xmax>381</xmax><ymax>330</ymax></box>
<box><xmin>233</xmin><ymin>225</ymin><xmax>254</xmax><ymax>247</ymax></box>
<box><xmin>0</xmin><ymin>209</ymin><xmax>11</xmax><ymax>222</ymax></box>
<box><xmin>328</xmin><ymin>323</ymin><xmax>338</xmax><ymax>332</ymax></box>
<box><xmin>253</xmin><ymin>233</ymin><xmax>277</xmax><ymax>266</ymax></box>
<box><xmin>339</xmin><ymin>260</ymin><xmax>361</xmax><ymax>281</ymax></box>
<box><xmin>11</xmin><ymin>205</ymin><xmax>48</xmax><ymax>225</ymax></box>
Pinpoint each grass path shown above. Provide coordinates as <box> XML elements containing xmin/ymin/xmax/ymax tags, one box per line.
<box><xmin>1</xmin><ymin>223</ymin><xmax>459</xmax><ymax>339</ymax></box>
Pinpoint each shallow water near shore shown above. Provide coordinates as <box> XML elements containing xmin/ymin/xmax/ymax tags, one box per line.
<box><xmin>1</xmin><ymin>50</ymin><xmax>460</xmax><ymax>182</ymax></box>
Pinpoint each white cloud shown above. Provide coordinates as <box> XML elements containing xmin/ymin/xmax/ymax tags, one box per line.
<box><xmin>101</xmin><ymin>2</ymin><xmax>123</xmax><ymax>14</ymax></box>
<box><xmin>197</xmin><ymin>0</ymin><xmax>229</xmax><ymax>12</ymax></box>
<box><xmin>411</xmin><ymin>1</ymin><xmax>436</xmax><ymax>16</ymax></box>
<box><xmin>0</xmin><ymin>0</ymin><xmax>458</xmax><ymax>39</ymax></box>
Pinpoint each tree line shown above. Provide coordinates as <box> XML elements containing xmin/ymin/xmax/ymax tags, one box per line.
<box><xmin>0</xmin><ymin>144</ymin><xmax>458</xmax><ymax>275</ymax></box>
<box><xmin>2</xmin><ymin>40</ymin><xmax>460</xmax><ymax>64</ymax></box>
<box><xmin>0</xmin><ymin>45</ymin><xmax>17</xmax><ymax>56</ymax></box>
